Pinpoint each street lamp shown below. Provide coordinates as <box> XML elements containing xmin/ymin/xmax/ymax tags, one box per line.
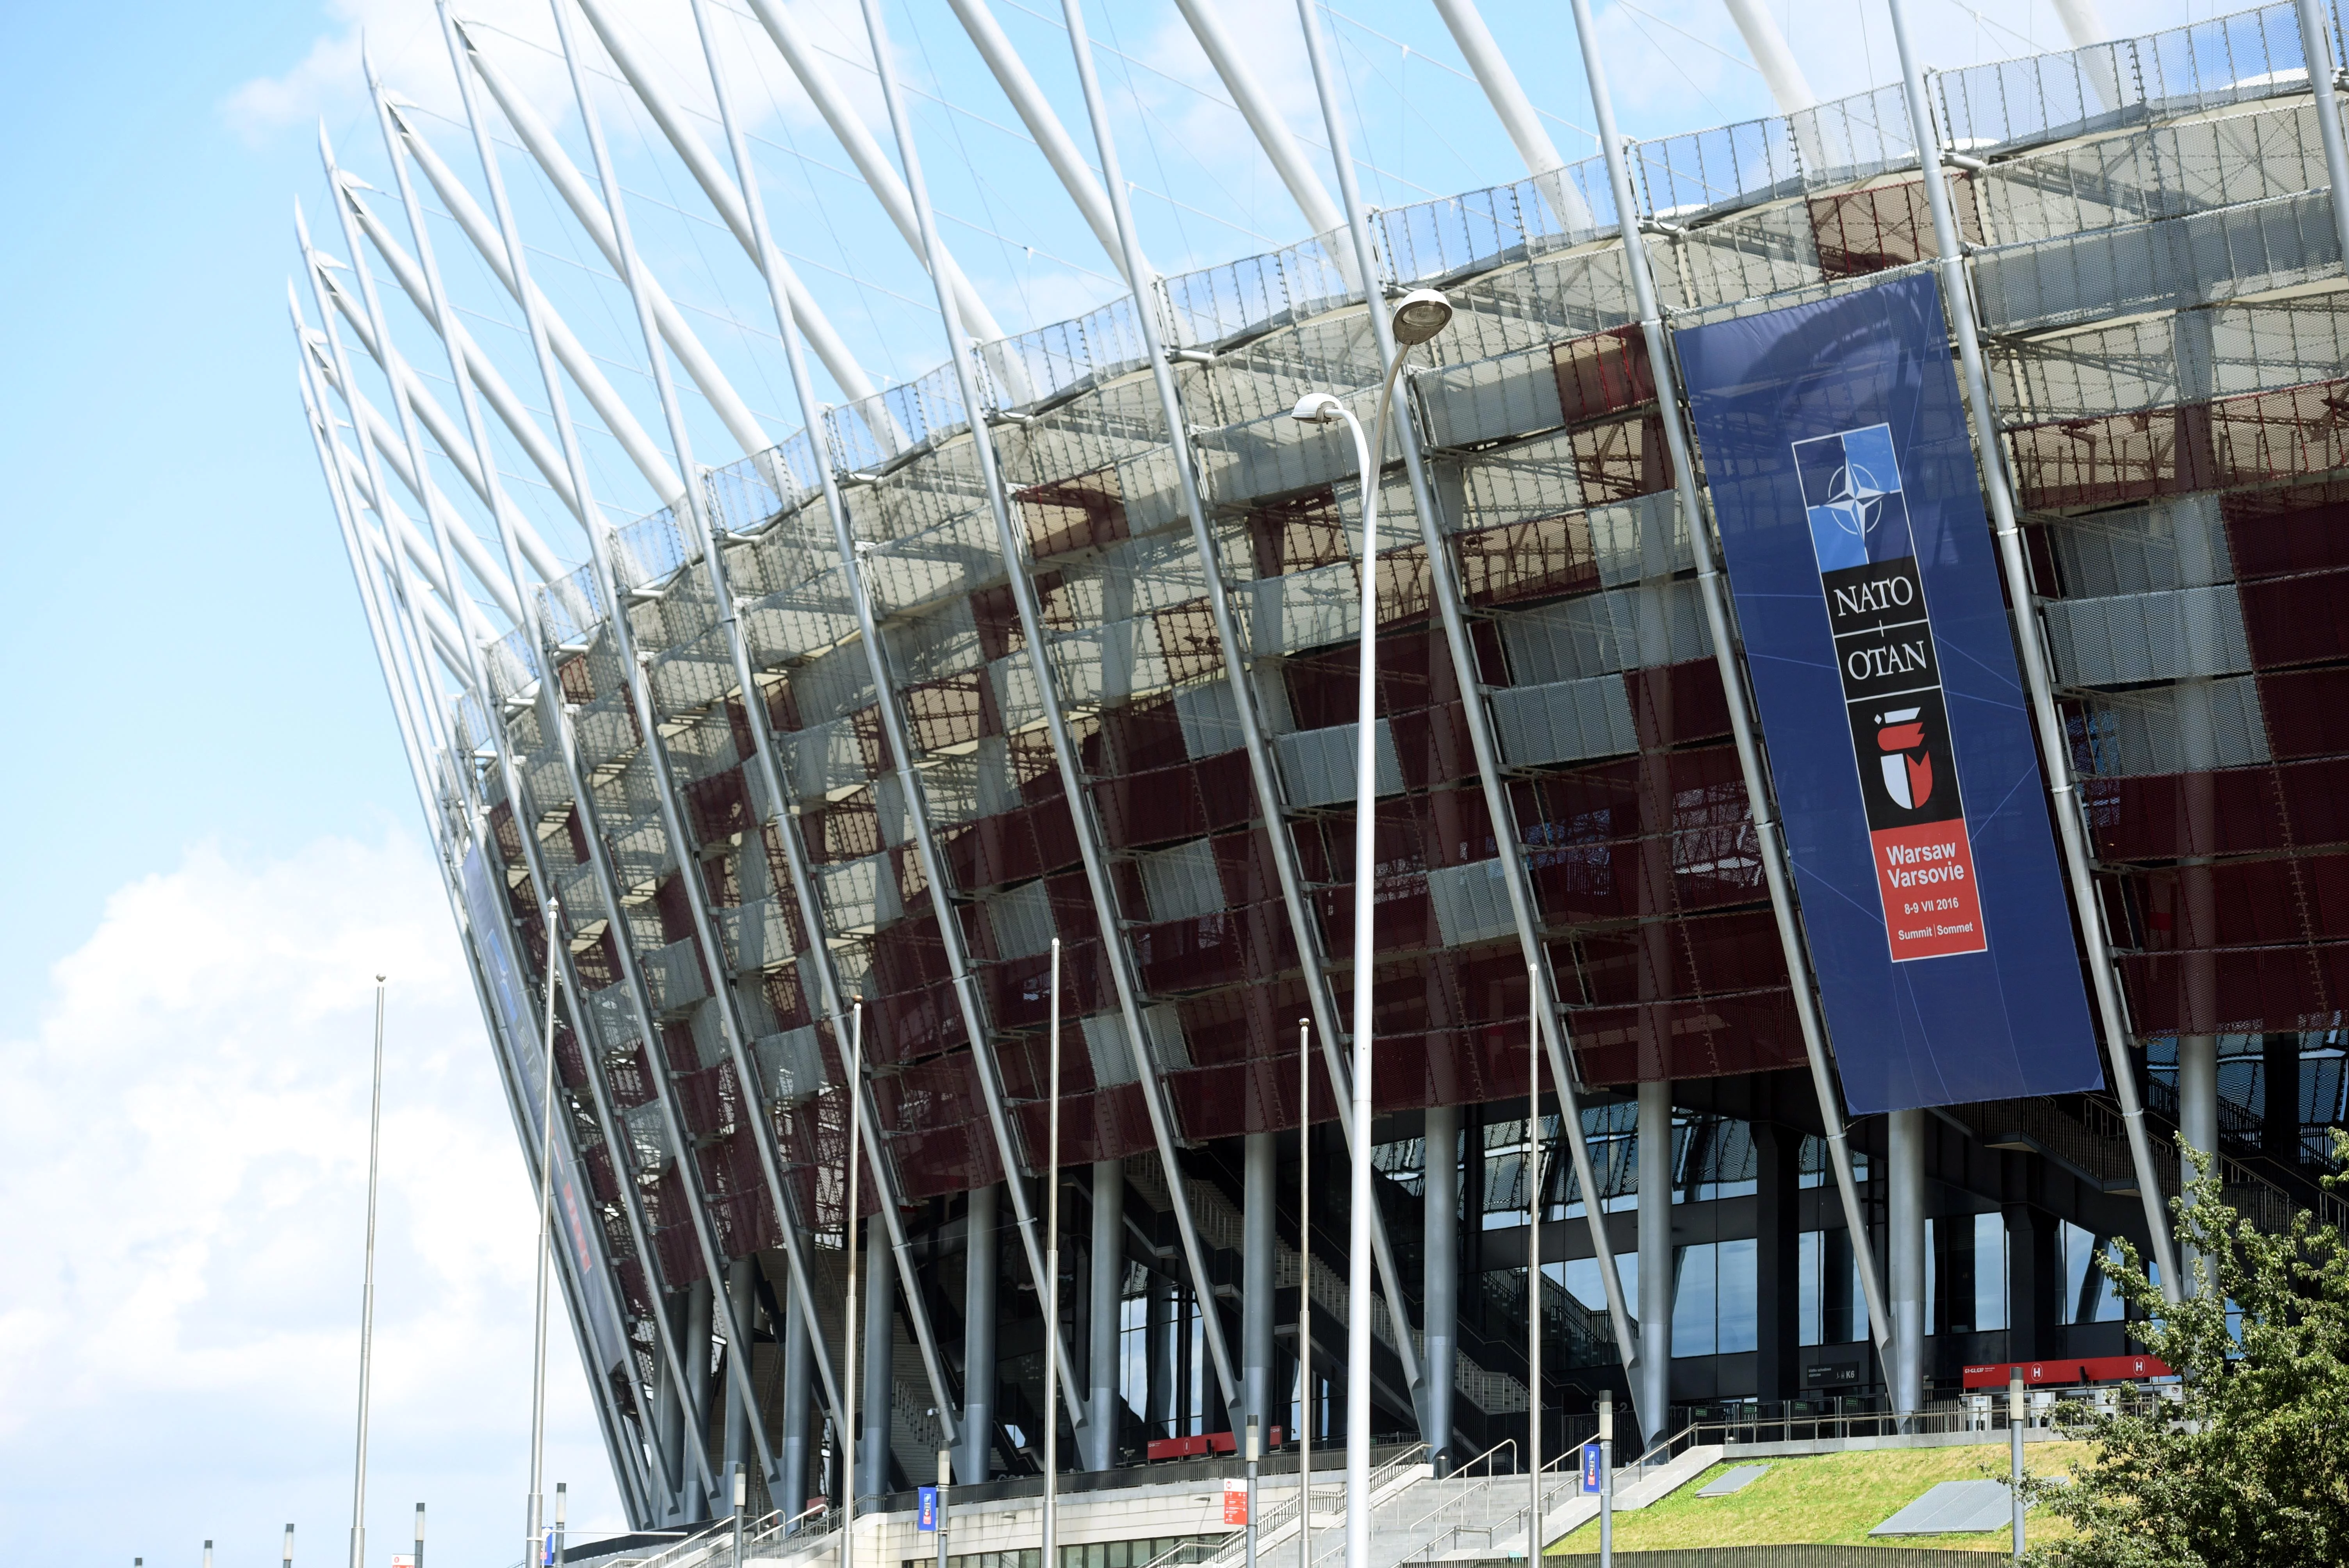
<box><xmin>1288</xmin><ymin>287</ymin><xmax>1454</xmax><ymax>1568</ymax></box>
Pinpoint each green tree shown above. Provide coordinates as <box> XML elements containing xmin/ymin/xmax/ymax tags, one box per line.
<box><xmin>2023</xmin><ymin>1137</ymin><xmax>2349</xmax><ymax>1567</ymax></box>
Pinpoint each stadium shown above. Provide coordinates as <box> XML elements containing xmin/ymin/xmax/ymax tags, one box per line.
<box><xmin>291</xmin><ymin>0</ymin><xmax>2349</xmax><ymax>1556</ymax></box>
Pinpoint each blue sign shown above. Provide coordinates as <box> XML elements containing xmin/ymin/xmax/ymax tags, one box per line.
<box><xmin>917</xmin><ymin>1487</ymin><xmax>939</xmax><ymax>1532</ymax></box>
<box><xmin>1581</xmin><ymin>1442</ymin><xmax>1602</xmax><ymax>1495</ymax></box>
<box><xmin>1676</xmin><ymin>271</ymin><xmax>2104</xmax><ymax>1113</ymax></box>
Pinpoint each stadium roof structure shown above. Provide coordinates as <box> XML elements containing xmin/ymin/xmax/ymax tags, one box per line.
<box><xmin>292</xmin><ymin>0</ymin><xmax>2349</xmax><ymax>1535</ymax></box>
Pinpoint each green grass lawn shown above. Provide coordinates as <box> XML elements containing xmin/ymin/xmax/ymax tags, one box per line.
<box><xmin>1550</xmin><ymin>1441</ymin><xmax>2082</xmax><ymax>1555</ymax></box>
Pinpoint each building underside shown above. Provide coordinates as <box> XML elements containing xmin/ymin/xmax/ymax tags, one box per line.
<box><xmin>295</xmin><ymin>0</ymin><xmax>2349</xmax><ymax>1533</ymax></box>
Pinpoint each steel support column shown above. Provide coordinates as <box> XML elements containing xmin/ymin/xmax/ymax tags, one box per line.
<box><xmin>434</xmin><ymin>4</ymin><xmax>866</xmax><ymax>1447</ymax></box>
<box><xmin>2178</xmin><ymin>1034</ymin><xmax>2218</xmax><ymax>1295</ymax></box>
<box><xmin>670</xmin><ymin>0</ymin><xmax>1091</xmax><ymax>1437</ymax></box>
<box><xmin>854</xmin><ymin>0</ymin><xmax>1246</xmax><ymax>1432</ymax></box>
<box><xmin>2294</xmin><ymin>0</ymin><xmax>2349</xmax><ymax>309</ymax></box>
<box><xmin>310</xmin><ymin>150</ymin><xmax>719</xmax><ymax>1516</ymax></box>
<box><xmin>961</xmin><ymin>1184</ymin><xmax>1000</xmax><ymax>1483</ymax></box>
<box><xmin>725</xmin><ymin>1258</ymin><xmax>758</xmax><ymax>1485</ymax></box>
<box><xmin>1635</xmin><ymin>1082</ymin><xmax>1672</xmax><ymax>1440</ymax></box>
<box><xmin>1242</xmin><ymin>1133</ymin><xmax>1276</xmax><ymax>1440</ymax></box>
<box><xmin>1290</xmin><ymin>0</ymin><xmax>1644</xmax><ymax>1426</ymax></box>
<box><xmin>1563</xmin><ymin>0</ymin><xmax>1893</xmax><ymax>1370</ymax></box>
<box><xmin>860</xmin><ymin>1220</ymin><xmax>896</xmax><ymax>1498</ymax></box>
<box><xmin>1087</xmin><ymin>1159</ymin><xmax>1124</xmax><ymax>1470</ymax></box>
<box><xmin>1884</xmin><ymin>0</ymin><xmax>2181</xmax><ymax>1301</ymax></box>
<box><xmin>1886</xmin><ymin>1108</ymin><xmax>1925</xmax><ymax>1418</ymax></box>
<box><xmin>1056</xmin><ymin>0</ymin><xmax>1427</xmax><ymax>1418</ymax></box>
<box><xmin>1419</xmin><ymin>1103</ymin><xmax>1458</xmax><ymax>1465</ymax></box>
<box><xmin>684</xmin><ymin>1281</ymin><xmax>717</xmax><ymax>1518</ymax></box>
<box><xmin>300</xmin><ymin>340</ymin><xmax>656</xmax><ymax>1524</ymax></box>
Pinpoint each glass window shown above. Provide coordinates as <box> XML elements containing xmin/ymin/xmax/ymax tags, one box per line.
<box><xmin>1671</xmin><ymin>1242</ymin><xmax>1718</xmax><ymax>1357</ymax></box>
<box><xmin>1667</xmin><ymin>1239</ymin><xmax>1760</xmax><ymax>1357</ymax></box>
<box><xmin>1716</xmin><ymin>1238</ymin><xmax>1757</xmax><ymax>1353</ymax></box>
<box><xmin>2059</xmin><ymin>1221</ymin><xmax>2127</xmax><ymax>1324</ymax></box>
<box><xmin>1798</xmin><ymin>1229</ymin><xmax>1869</xmax><ymax>1345</ymax></box>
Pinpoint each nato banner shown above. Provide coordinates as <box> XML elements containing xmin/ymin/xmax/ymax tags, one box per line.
<box><xmin>1676</xmin><ymin>271</ymin><xmax>2103</xmax><ymax>1112</ymax></box>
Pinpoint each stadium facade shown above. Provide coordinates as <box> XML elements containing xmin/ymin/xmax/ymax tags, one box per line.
<box><xmin>293</xmin><ymin>0</ymin><xmax>2349</xmax><ymax>1538</ymax></box>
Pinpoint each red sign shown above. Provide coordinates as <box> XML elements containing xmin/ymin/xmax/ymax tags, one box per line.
<box><xmin>1961</xmin><ymin>1355</ymin><xmax>2173</xmax><ymax>1390</ymax></box>
<box><xmin>1222</xmin><ymin>1481</ymin><xmax>1248</xmax><ymax>1526</ymax></box>
<box><xmin>1873</xmin><ymin>818</ymin><xmax>1988</xmax><ymax>961</ymax></box>
<box><xmin>1145</xmin><ymin>1428</ymin><xmax>1285</xmax><ymax>1463</ymax></box>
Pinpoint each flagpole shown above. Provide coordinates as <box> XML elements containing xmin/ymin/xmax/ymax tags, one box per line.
<box><xmin>349</xmin><ymin>977</ymin><xmax>388</xmax><ymax>1568</ymax></box>
<box><xmin>529</xmin><ymin>902</ymin><xmax>563</xmax><ymax>1568</ymax></box>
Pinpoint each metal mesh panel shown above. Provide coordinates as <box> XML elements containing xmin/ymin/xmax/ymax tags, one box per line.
<box><xmin>1787</xmin><ymin>84</ymin><xmax>1919</xmax><ymax>189</ymax></box>
<box><xmin>823</xmin><ymin>358</ymin><xmax>970</xmax><ymax>473</ymax></box>
<box><xmin>611</xmin><ymin>508</ymin><xmax>687</xmax><ymax>592</ymax></box>
<box><xmin>1426</xmin><ymin>858</ymin><xmax>1519</xmax><ymax>946</ymax></box>
<box><xmin>1489</xmin><ymin>676</ymin><xmax>1640</xmax><ymax>766</ymax></box>
<box><xmin>1155</xmin><ymin>228</ymin><xmax>1355</xmax><ymax>351</ymax></box>
<box><xmin>1415</xmin><ymin>344</ymin><xmax>1566</xmax><ymax>449</ymax></box>
<box><xmin>1497</xmin><ymin>579</ymin><xmax>1710</xmax><ymax>683</ymax></box>
<box><xmin>1975</xmin><ymin>188</ymin><xmax>2342</xmax><ymax>334</ymax></box>
<box><xmin>1998</xmin><ymin>299</ymin><xmax>2349</xmax><ymax>422</ymax></box>
<box><xmin>2043</xmin><ymin>583</ymin><xmax>2253</xmax><ymax>684</ymax></box>
<box><xmin>1666</xmin><ymin>201</ymin><xmax>1825</xmax><ymax>311</ymax></box>
<box><xmin>2043</xmin><ymin>495</ymin><xmax>2234</xmax><ymax>595</ymax></box>
<box><xmin>1274</xmin><ymin>719</ymin><xmax>1404</xmax><ymax>807</ymax></box>
<box><xmin>2072</xmin><ymin>675</ymin><xmax>2272</xmax><ymax>775</ymax></box>
<box><xmin>1937</xmin><ymin>37</ymin><xmax>2146</xmax><ymax>151</ymax></box>
<box><xmin>778</xmin><ymin>711</ymin><xmax>878</xmax><ymax>803</ymax></box>
<box><xmin>978</xmin><ymin>294</ymin><xmax>1151</xmax><ymax>415</ymax></box>
<box><xmin>1638</xmin><ymin>112</ymin><xmax>1805</xmax><ymax>221</ymax></box>
<box><xmin>1375</xmin><ymin>158</ymin><xmax>1620</xmax><ymax>285</ymax></box>
<box><xmin>1138</xmin><ymin>838</ymin><xmax>1227</xmax><ymax>923</ymax></box>
<box><xmin>1435</xmin><ymin>245</ymin><xmax>1640</xmax><ymax>363</ymax></box>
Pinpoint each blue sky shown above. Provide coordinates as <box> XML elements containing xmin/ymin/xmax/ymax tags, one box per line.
<box><xmin>0</xmin><ymin>0</ymin><xmax>2203</xmax><ymax>1563</ymax></box>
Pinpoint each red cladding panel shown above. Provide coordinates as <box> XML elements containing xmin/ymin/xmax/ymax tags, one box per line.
<box><xmin>1092</xmin><ymin>759</ymin><xmax>1209</xmax><ymax>852</ymax></box>
<box><xmin>2120</xmin><ymin>943</ymin><xmax>2349</xmax><ymax>1036</ymax></box>
<box><xmin>1008</xmin><ymin>1085</ymin><xmax>1156</xmax><ymax>1168</ymax></box>
<box><xmin>2261</xmin><ymin>670</ymin><xmax>2349</xmax><ymax>759</ymax></box>
<box><xmin>2240</xmin><ymin>568</ymin><xmax>2349</xmax><ymax>669</ymax></box>
<box><xmin>2126</xmin><ymin>853</ymin><xmax>2349</xmax><ymax>950</ymax></box>
<box><xmin>2090</xmin><ymin>759</ymin><xmax>2349</xmax><ymax>862</ymax></box>
<box><xmin>1552</xmin><ymin>326</ymin><xmax>1657</xmax><ymax>423</ymax></box>
<box><xmin>1568</xmin><ymin>990</ymin><xmax>1807</xmax><ymax>1086</ymax></box>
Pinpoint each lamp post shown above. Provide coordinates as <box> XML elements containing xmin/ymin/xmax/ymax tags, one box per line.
<box><xmin>1296</xmin><ymin>1019</ymin><xmax>1312</xmax><ymax>1568</ymax></box>
<box><xmin>1596</xmin><ymin>1396</ymin><xmax>1613</xmax><ymax>1568</ymax></box>
<box><xmin>2009</xmin><ymin>1368</ymin><xmax>2026</xmax><ymax>1561</ymax></box>
<box><xmin>733</xmin><ymin>1464</ymin><xmax>748</xmax><ymax>1567</ymax></box>
<box><xmin>843</xmin><ymin>1002</ymin><xmax>864</xmax><ymax>1568</ymax></box>
<box><xmin>1288</xmin><ymin>288</ymin><xmax>1454</xmax><ymax>1568</ymax></box>
<box><xmin>1526</xmin><ymin>978</ymin><xmax>1542</xmax><ymax>1561</ymax></box>
<box><xmin>1044</xmin><ymin>939</ymin><xmax>1063</xmax><ymax>1568</ymax></box>
<box><xmin>1245</xmin><ymin>1418</ymin><xmax>1261</xmax><ymax>1568</ymax></box>
<box><xmin>529</xmin><ymin>902</ymin><xmax>563</xmax><ymax>1568</ymax></box>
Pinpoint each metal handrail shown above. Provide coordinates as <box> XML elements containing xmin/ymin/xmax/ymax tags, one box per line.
<box><xmin>1137</xmin><ymin>1442</ymin><xmax>1433</xmax><ymax>1568</ymax></box>
<box><xmin>1403</xmin><ymin>1440</ymin><xmax>1516</xmax><ymax>1534</ymax></box>
<box><xmin>1397</xmin><ymin>1442</ymin><xmax>1584</xmax><ymax>1566</ymax></box>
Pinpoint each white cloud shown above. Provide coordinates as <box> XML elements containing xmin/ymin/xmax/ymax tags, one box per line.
<box><xmin>0</xmin><ymin>832</ymin><xmax>622</xmax><ymax>1562</ymax></box>
<box><xmin>223</xmin><ymin>0</ymin><xmax>881</xmax><ymax>152</ymax></box>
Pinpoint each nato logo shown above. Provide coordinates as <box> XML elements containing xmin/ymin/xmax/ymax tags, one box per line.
<box><xmin>1793</xmin><ymin>424</ymin><xmax>1909</xmax><ymax>574</ymax></box>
